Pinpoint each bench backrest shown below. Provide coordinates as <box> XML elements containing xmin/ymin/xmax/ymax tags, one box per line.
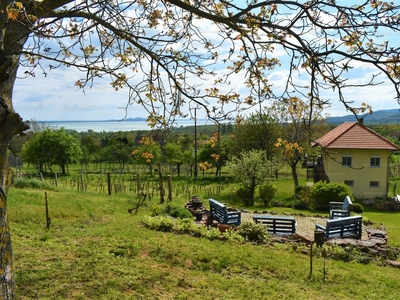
<box><xmin>209</xmin><ymin>198</ymin><xmax>241</xmax><ymax>225</ymax></box>
<box><xmin>325</xmin><ymin>215</ymin><xmax>362</xmax><ymax>239</ymax></box>
<box><xmin>253</xmin><ymin>215</ymin><xmax>296</xmax><ymax>234</ymax></box>
<box><xmin>341</xmin><ymin>196</ymin><xmax>353</xmax><ymax>211</ymax></box>
<box><xmin>209</xmin><ymin>198</ymin><xmax>227</xmax><ymax>220</ymax></box>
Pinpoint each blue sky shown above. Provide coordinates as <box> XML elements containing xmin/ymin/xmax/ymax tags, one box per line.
<box><xmin>12</xmin><ymin>2</ymin><xmax>400</xmax><ymax>122</ymax></box>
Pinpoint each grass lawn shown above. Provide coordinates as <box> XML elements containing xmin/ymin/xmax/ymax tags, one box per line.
<box><xmin>7</xmin><ymin>165</ymin><xmax>400</xmax><ymax>299</ymax></box>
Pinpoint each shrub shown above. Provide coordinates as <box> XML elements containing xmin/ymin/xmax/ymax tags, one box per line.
<box><xmin>269</xmin><ymin>199</ymin><xmax>287</xmax><ymax>207</ymax></box>
<box><xmin>149</xmin><ymin>204</ymin><xmax>164</xmax><ymax>216</ymax></box>
<box><xmin>142</xmin><ymin>215</ymin><xmax>175</xmax><ymax>232</ymax></box>
<box><xmin>259</xmin><ymin>182</ymin><xmax>277</xmax><ymax>206</ymax></box>
<box><xmin>310</xmin><ymin>181</ymin><xmax>353</xmax><ymax>211</ymax></box>
<box><xmin>293</xmin><ymin>199</ymin><xmax>308</xmax><ymax>210</ymax></box>
<box><xmin>237</xmin><ymin>220</ymin><xmax>270</xmax><ymax>243</ymax></box>
<box><xmin>165</xmin><ymin>204</ymin><xmax>193</xmax><ymax>219</ymax></box>
<box><xmin>235</xmin><ymin>186</ymin><xmax>253</xmax><ymax>205</ymax></box>
<box><xmin>352</xmin><ymin>202</ymin><xmax>364</xmax><ymax>213</ymax></box>
<box><xmin>294</xmin><ymin>185</ymin><xmax>313</xmax><ymax>209</ymax></box>
<box><xmin>295</xmin><ymin>185</ymin><xmax>312</xmax><ymax>199</ymax></box>
<box><xmin>13</xmin><ymin>177</ymin><xmax>55</xmax><ymax>190</ymax></box>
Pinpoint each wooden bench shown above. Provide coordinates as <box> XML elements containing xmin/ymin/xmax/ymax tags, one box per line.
<box><xmin>209</xmin><ymin>198</ymin><xmax>241</xmax><ymax>226</ymax></box>
<box><xmin>315</xmin><ymin>215</ymin><xmax>362</xmax><ymax>239</ymax></box>
<box><xmin>330</xmin><ymin>196</ymin><xmax>353</xmax><ymax>219</ymax></box>
<box><xmin>253</xmin><ymin>215</ymin><xmax>297</xmax><ymax>235</ymax></box>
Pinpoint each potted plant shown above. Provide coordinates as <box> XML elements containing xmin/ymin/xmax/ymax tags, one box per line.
<box><xmin>191</xmin><ymin>196</ymin><xmax>202</xmax><ymax>209</ymax></box>
<box><xmin>194</xmin><ymin>208</ymin><xmax>204</xmax><ymax>221</ymax></box>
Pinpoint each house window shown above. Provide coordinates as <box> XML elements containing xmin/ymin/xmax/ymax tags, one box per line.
<box><xmin>344</xmin><ymin>180</ymin><xmax>354</xmax><ymax>187</ymax></box>
<box><xmin>342</xmin><ymin>155</ymin><xmax>352</xmax><ymax>167</ymax></box>
<box><xmin>370</xmin><ymin>156</ymin><xmax>381</xmax><ymax>167</ymax></box>
<box><xmin>370</xmin><ymin>181</ymin><xmax>379</xmax><ymax>188</ymax></box>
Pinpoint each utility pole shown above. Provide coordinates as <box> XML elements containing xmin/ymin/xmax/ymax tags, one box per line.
<box><xmin>194</xmin><ymin>107</ymin><xmax>198</xmax><ymax>180</ymax></box>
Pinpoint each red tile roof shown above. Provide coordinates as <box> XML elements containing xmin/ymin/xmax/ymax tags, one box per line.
<box><xmin>313</xmin><ymin>122</ymin><xmax>400</xmax><ymax>150</ymax></box>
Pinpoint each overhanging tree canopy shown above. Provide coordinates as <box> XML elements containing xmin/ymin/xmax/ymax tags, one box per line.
<box><xmin>1</xmin><ymin>0</ymin><xmax>400</xmax><ymax>298</ymax></box>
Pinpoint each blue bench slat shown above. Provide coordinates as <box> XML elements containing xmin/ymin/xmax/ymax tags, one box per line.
<box><xmin>329</xmin><ymin>196</ymin><xmax>353</xmax><ymax>219</ymax></box>
<box><xmin>253</xmin><ymin>215</ymin><xmax>297</xmax><ymax>234</ymax></box>
<box><xmin>316</xmin><ymin>216</ymin><xmax>362</xmax><ymax>239</ymax></box>
<box><xmin>209</xmin><ymin>198</ymin><xmax>241</xmax><ymax>226</ymax></box>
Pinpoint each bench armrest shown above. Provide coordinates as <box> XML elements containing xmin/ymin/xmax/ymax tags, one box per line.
<box><xmin>315</xmin><ymin>224</ymin><xmax>326</xmax><ymax>231</ymax></box>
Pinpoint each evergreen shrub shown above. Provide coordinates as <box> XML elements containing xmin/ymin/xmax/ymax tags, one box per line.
<box><xmin>259</xmin><ymin>182</ymin><xmax>277</xmax><ymax>206</ymax></box>
<box><xmin>310</xmin><ymin>181</ymin><xmax>353</xmax><ymax>211</ymax></box>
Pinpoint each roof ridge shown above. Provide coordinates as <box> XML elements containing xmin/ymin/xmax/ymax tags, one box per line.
<box><xmin>313</xmin><ymin>121</ymin><xmax>400</xmax><ymax>150</ymax></box>
<box><xmin>324</xmin><ymin>122</ymin><xmax>356</xmax><ymax>147</ymax></box>
<box><xmin>361</xmin><ymin>123</ymin><xmax>400</xmax><ymax>148</ymax></box>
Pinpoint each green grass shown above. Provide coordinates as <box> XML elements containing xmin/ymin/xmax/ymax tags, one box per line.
<box><xmin>7</xmin><ymin>164</ymin><xmax>400</xmax><ymax>298</ymax></box>
<box><xmin>7</xmin><ymin>183</ymin><xmax>400</xmax><ymax>299</ymax></box>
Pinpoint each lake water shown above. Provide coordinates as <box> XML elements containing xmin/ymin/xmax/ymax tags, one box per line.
<box><xmin>40</xmin><ymin>119</ymin><xmax>211</xmax><ymax>132</ymax></box>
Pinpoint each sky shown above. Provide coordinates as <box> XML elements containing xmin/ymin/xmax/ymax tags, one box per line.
<box><xmin>11</xmin><ymin>1</ymin><xmax>400</xmax><ymax>122</ymax></box>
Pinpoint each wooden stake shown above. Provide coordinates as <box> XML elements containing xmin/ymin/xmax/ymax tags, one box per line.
<box><xmin>45</xmin><ymin>192</ymin><xmax>51</xmax><ymax>230</ymax></box>
<box><xmin>167</xmin><ymin>175</ymin><xmax>172</xmax><ymax>202</ymax></box>
<box><xmin>158</xmin><ymin>163</ymin><xmax>164</xmax><ymax>204</ymax></box>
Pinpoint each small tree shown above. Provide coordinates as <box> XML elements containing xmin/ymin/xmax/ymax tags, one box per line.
<box><xmin>225</xmin><ymin>149</ymin><xmax>276</xmax><ymax>206</ymax></box>
<box><xmin>164</xmin><ymin>142</ymin><xmax>193</xmax><ymax>176</ymax></box>
<box><xmin>22</xmin><ymin>128</ymin><xmax>82</xmax><ymax>175</ymax></box>
<box><xmin>198</xmin><ymin>132</ymin><xmax>230</xmax><ymax>178</ymax></box>
<box><xmin>131</xmin><ymin>136</ymin><xmax>162</xmax><ymax>176</ymax></box>
<box><xmin>274</xmin><ymin>138</ymin><xmax>304</xmax><ymax>187</ymax></box>
<box><xmin>268</xmin><ymin>97</ymin><xmax>328</xmax><ymax>187</ymax></box>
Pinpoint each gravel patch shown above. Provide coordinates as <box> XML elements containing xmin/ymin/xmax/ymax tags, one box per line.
<box><xmin>241</xmin><ymin>212</ymin><xmax>368</xmax><ymax>239</ymax></box>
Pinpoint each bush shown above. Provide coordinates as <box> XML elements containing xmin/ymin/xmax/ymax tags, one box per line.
<box><xmin>235</xmin><ymin>186</ymin><xmax>253</xmax><ymax>205</ymax></box>
<box><xmin>294</xmin><ymin>185</ymin><xmax>313</xmax><ymax>209</ymax></box>
<box><xmin>149</xmin><ymin>204</ymin><xmax>164</xmax><ymax>216</ymax></box>
<box><xmin>142</xmin><ymin>216</ymin><xmax>243</xmax><ymax>242</ymax></box>
<box><xmin>142</xmin><ymin>215</ymin><xmax>175</xmax><ymax>232</ymax></box>
<box><xmin>259</xmin><ymin>182</ymin><xmax>277</xmax><ymax>206</ymax></box>
<box><xmin>13</xmin><ymin>177</ymin><xmax>55</xmax><ymax>190</ymax></box>
<box><xmin>310</xmin><ymin>181</ymin><xmax>353</xmax><ymax>211</ymax></box>
<box><xmin>352</xmin><ymin>202</ymin><xmax>364</xmax><ymax>213</ymax></box>
<box><xmin>293</xmin><ymin>199</ymin><xmax>308</xmax><ymax>210</ymax></box>
<box><xmin>237</xmin><ymin>220</ymin><xmax>270</xmax><ymax>243</ymax></box>
<box><xmin>295</xmin><ymin>185</ymin><xmax>312</xmax><ymax>199</ymax></box>
<box><xmin>165</xmin><ymin>204</ymin><xmax>193</xmax><ymax>219</ymax></box>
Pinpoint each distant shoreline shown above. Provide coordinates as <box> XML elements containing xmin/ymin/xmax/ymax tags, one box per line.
<box><xmin>36</xmin><ymin>118</ymin><xmax>217</xmax><ymax>132</ymax></box>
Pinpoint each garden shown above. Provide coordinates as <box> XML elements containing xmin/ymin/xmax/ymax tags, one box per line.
<box><xmin>8</xmin><ymin>162</ymin><xmax>400</xmax><ymax>299</ymax></box>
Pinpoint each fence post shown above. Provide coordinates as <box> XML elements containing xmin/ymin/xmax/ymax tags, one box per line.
<box><xmin>107</xmin><ymin>172</ymin><xmax>112</xmax><ymax>195</ymax></box>
<box><xmin>136</xmin><ymin>173</ymin><xmax>141</xmax><ymax>195</ymax></box>
<box><xmin>45</xmin><ymin>192</ymin><xmax>51</xmax><ymax>230</ymax></box>
<box><xmin>167</xmin><ymin>175</ymin><xmax>172</xmax><ymax>202</ymax></box>
<box><xmin>80</xmin><ymin>173</ymin><xmax>85</xmax><ymax>191</ymax></box>
<box><xmin>158</xmin><ymin>163</ymin><xmax>164</xmax><ymax>204</ymax></box>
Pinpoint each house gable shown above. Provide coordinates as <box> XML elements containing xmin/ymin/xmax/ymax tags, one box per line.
<box><xmin>314</xmin><ymin>122</ymin><xmax>400</xmax><ymax>150</ymax></box>
<box><xmin>313</xmin><ymin>122</ymin><xmax>400</xmax><ymax>199</ymax></box>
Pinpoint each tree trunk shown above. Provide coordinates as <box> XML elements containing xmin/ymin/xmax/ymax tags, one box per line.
<box><xmin>249</xmin><ymin>177</ymin><xmax>256</xmax><ymax>206</ymax></box>
<box><xmin>290</xmin><ymin>162</ymin><xmax>299</xmax><ymax>187</ymax></box>
<box><xmin>61</xmin><ymin>163</ymin><xmax>66</xmax><ymax>176</ymax></box>
<box><xmin>0</xmin><ymin>7</ymin><xmax>30</xmax><ymax>297</ymax></box>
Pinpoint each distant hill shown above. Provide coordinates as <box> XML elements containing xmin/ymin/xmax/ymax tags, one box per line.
<box><xmin>328</xmin><ymin>109</ymin><xmax>400</xmax><ymax>124</ymax></box>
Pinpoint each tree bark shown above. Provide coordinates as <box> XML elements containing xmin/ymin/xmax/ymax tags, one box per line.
<box><xmin>0</xmin><ymin>3</ymin><xmax>30</xmax><ymax>297</ymax></box>
<box><xmin>290</xmin><ymin>163</ymin><xmax>299</xmax><ymax>188</ymax></box>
